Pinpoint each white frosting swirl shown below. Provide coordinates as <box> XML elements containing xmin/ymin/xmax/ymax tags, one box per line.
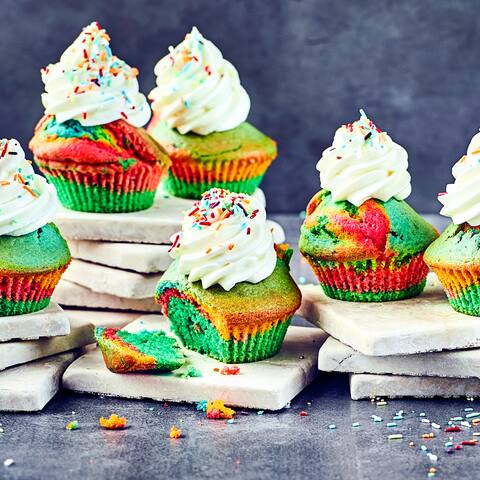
<box><xmin>0</xmin><ymin>139</ymin><xmax>58</xmax><ymax>236</ymax></box>
<box><xmin>438</xmin><ymin>131</ymin><xmax>480</xmax><ymax>226</ymax></box>
<box><xmin>41</xmin><ymin>22</ymin><xmax>151</xmax><ymax>128</ymax></box>
<box><xmin>149</xmin><ymin>27</ymin><xmax>250</xmax><ymax>135</ymax></box>
<box><xmin>169</xmin><ymin>188</ymin><xmax>276</xmax><ymax>291</ymax></box>
<box><xmin>316</xmin><ymin>110</ymin><xmax>412</xmax><ymax>207</ymax></box>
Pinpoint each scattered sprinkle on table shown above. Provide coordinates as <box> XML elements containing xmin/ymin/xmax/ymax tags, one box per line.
<box><xmin>388</xmin><ymin>434</ymin><xmax>403</xmax><ymax>440</ymax></box>
<box><xmin>328</xmin><ymin>424</ymin><xmax>336</xmax><ymax>430</ymax></box>
<box><xmin>300</xmin><ymin>411</ymin><xmax>308</xmax><ymax>417</ymax></box>
<box><xmin>66</xmin><ymin>420</ymin><xmax>79</xmax><ymax>431</ymax></box>
<box><xmin>351</xmin><ymin>422</ymin><xmax>360</xmax><ymax>427</ymax></box>
<box><xmin>3</xmin><ymin>459</ymin><xmax>13</xmax><ymax>467</ymax></box>
<box><xmin>387</xmin><ymin>422</ymin><xmax>397</xmax><ymax>428</ymax></box>
<box><xmin>169</xmin><ymin>426</ymin><xmax>182</xmax><ymax>439</ymax></box>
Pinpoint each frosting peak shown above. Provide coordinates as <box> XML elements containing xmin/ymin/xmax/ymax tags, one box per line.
<box><xmin>0</xmin><ymin>139</ymin><xmax>58</xmax><ymax>236</ymax></box>
<box><xmin>316</xmin><ymin>110</ymin><xmax>412</xmax><ymax>207</ymax></box>
<box><xmin>41</xmin><ymin>22</ymin><xmax>151</xmax><ymax>127</ymax></box>
<box><xmin>149</xmin><ymin>27</ymin><xmax>250</xmax><ymax>135</ymax></box>
<box><xmin>169</xmin><ymin>188</ymin><xmax>276</xmax><ymax>290</ymax></box>
<box><xmin>438</xmin><ymin>131</ymin><xmax>480</xmax><ymax>226</ymax></box>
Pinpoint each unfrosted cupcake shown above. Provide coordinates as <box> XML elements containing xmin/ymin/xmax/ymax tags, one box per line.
<box><xmin>425</xmin><ymin>131</ymin><xmax>480</xmax><ymax>316</ymax></box>
<box><xmin>29</xmin><ymin>22</ymin><xmax>170</xmax><ymax>213</ymax></box>
<box><xmin>0</xmin><ymin>139</ymin><xmax>70</xmax><ymax>315</ymax></box>
<box><xmin>155</xmin><ymin>188</ymin><xmax>301</xmax><ymax>363</ymax></box>
<box><xmin>299</xmin><ymin>111</ymin><xmax>438</xmax><ymax>302</ymax></box>
<box><xmin>147</xmin><ymin>27</ymin><xmax>276</xmax><ymax>199</ymax></box>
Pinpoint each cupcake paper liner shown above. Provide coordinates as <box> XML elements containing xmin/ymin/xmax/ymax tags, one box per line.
<box><xmin>165</xmin><ymin>156</ymin><xmax>272</xmax><ymax>198</ymax></box>
<box><xmin>0</xmin><ymin>266</ymin><xmax>67</xmax><ymax>316</ymax></box>
<box><xmin>307</xmin><ymin>253</ymin><xmax>429</xmax><ymax>302</ymax></box>
<box><xmin>40</xmin><ymin>165</ymin><xmax>163</xmax><ymax>213</ymax></box>
<box><xmin>430</xmin><ymin>265</ymin><xmax>480</xmax><ymax>316</ymax></box>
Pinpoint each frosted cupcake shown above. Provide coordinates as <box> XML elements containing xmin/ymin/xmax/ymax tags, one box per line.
<box><xmin>299</xmin><ymin>111</ymin><xmax>438</xmax><ymax>302</ymax></box>
<box><xmin>29</xmin><ymin>22</ymin><xmax>170</xmax><ymax>213</ymax></box>
<box><xmin>155</xmin><ymin>188</ymin><xmax>301</xmax><ymax>363</ymax></box>
<box><xmin>0</xmin><ymin>139</ymin><xmax>70</xmax><ymax>315</ymax></box>
<box><xmin>425</xmin><ymin>131</ymin><xmax>480</xmax><ymax>316</ymax></box>
<box><xmin>147</xmin><ymin>27</ymin><xmax>276</xmax><ymax>199</ymax></box>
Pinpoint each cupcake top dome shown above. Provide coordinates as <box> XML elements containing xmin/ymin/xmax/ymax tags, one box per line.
<box><xmin>41</xmin><ymin>22</ymin><xmax>151</xmax><ymax>128</ymax></box>
<box><xmin>316</xmin><ymin>110</ymin><xmax>411</xmax><ymax>207</ymax></box>
<box><xmin>0</xmin><ymin>139</ymin><xmax>58</xmax><ymax>236</ymax></box>
<box><xmin>169</xmin><ymin>188</ymin><xmax>276</xmax><ymax>290</ymax></box>
<box><xmin>149</xmin><ymin>27</ymin><xmax>250</xmax><ymax>136</ymax></box>
<box><xmin>438</xmin><ymin>131</ymin><xmax>480</xmax><ymax>226</ymax></box>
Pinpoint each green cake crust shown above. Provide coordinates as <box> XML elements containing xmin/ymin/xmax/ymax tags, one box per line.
<box><xmin>424</xmin><ymin>223</ymin><xmax>480</xmax><ymax>267</ymax></box>
<box><xmin>0</xmin><ymin>223</ymin><xmax>71</xmax><ymax>273</ymax></box>
<box><xmin>148</xmin><ymin>120</ymin><xmax>277</xmax><ymax>164</ymax></box>
<box><xmin>300</xmin><ymin>190</ymin><xmax>439</xmax><ymax>263</ymax></box>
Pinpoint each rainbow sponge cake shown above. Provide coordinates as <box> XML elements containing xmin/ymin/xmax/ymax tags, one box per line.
<box><xmin>155</xmin><ymin>189</ymin><xmax>301</xmax><ymax>363</ymax></box>
<box><xmin>425</xmin><ymin>130</ymin><xmax>480</xmax><ymax>316</ymax></box>
<box><xmin>95</xmin><ymin>327</ymin><xmax>185</xmax><ymax>373</ymax></box>
<box><xmin>0</xmin><ymin>138</ymin><xmax>70</xmax><ymax>315</ymax></box>
<box><xmin>29</xmin><ymin>22</ymin><xmax>170</xmax><ymax>213</ymax></box>
<box><xmin>148</xmin><ymin>27</ymin><xmax>276</xmax><ymax>199</ymax></box>
<box><xmin>299</xmin><ymin>111</ymin><xmax>438</xmax><ymax>302</ymax></box>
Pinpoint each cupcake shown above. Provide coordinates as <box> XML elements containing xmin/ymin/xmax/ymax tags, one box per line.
<box><xmin>0</xmin><ymin>138</ymin><xmax>70</xmax><ymax>316</ymax></box>
<box><xmin>155</xmin><ymin>188</ymin><xmax>301</xmax><ymax>363</ymax></box>
<box><xmin>95</xmin><ymin>327</ymin><xmax>185</xmax><ymax>373</ymax></box>
<box><xmin>147</xmin><ymin>27</ymin><xmax>276</xmax><ymax>199</ymax></box>
<box><xmin>299</xmin><ymin>111</ymin><xmax>438</xmax><ymax>302</ymax></box>
<box><xmin>425</xmin><ymin>131</ymin><xmax>480</xmax><ymax>316</ymax></box>
<box><xmin>29</xmin><ymin>22</ymin><xmax>170</xmax><ymax>213</ymax></box>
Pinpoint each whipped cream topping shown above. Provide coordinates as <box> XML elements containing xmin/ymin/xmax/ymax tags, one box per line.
<box><xmin>169</xmin><ymin>188</ymin><xmax>276</xmax><ymax>291</ymax></box>
<box><xmin>0</xmin><ymin>139</ymin><xmax>58</xmax><ymax>236</ymax></box>
<box><xmin>438</xmin><ymin>131</ymin><xmax>480</xmax><ymax>226</ymax></box>
<box><xmin>316</xmin><ymin>110</ymin><xmax>412</xmax><ymax>207</ymax></box>
<box><xmin>149</xmin><ymin>27</ymin><xmax>250</xmax><ymax>135</ymax></box>
<box><xmin>41</xmin><ymin>22</ymin><xmax>151</xmax><ymax>127</ymax></box>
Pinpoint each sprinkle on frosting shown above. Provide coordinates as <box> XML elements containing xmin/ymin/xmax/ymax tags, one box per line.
<box><xmin>316</xmin><ymin>110</ymin><xmax>412</xmax><ymax>207</ymax></box>
<box><xmin>438</xmin><ymin>130</ymin><xmax>480</xmax><ymax>226</ymax></box>
<box><xmin>0</xmin><ymin>139</ymin><xmax>58</xmax><ymax>236</ymax></box>
<box><xmin>169</xmin><ymin>188</ymin><xmax>276</xmax><ymax>291</ymax></box>
<box><xmin>149</xmin><ymin>27</ymin><xmax>250</xmax><ymax>135</ymax></box>
<box><xmin>41</xmin><ymin>22</ymin><xmax>151</xmax><ymax>127</ymax></box>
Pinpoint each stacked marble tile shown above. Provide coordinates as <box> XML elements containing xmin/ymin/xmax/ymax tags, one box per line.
<box><xmin>53</xmin><ymin>189</ymin><xmax>285</xmax><ymax>313</ymax></box>
<box><xmin>299</xmin><ymin>273</ymin><xmax>480</xmax><ymax>400</ymax></box>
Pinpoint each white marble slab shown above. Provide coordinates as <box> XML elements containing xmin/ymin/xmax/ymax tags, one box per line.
<box><xmin>300</xmin><ymin>273</ymin><xmax>480</xmax><ymax>356</ymax></box>
<box><xmin>0</xmin><ymin>302</ymin><xmax>70</xmax><ymax>342</ymax></box>
<box><xmin>55</xmin><ymin>189</ymin><xmax>269</xmax><ymax>244</ymax></box>
<box><xmin>64</xmin><ymin>308</ymin><xmax>142</xmax><ymax>328</ymax></box>
<box><xmin>0</xmin><ymin>351</ymin><xmax>80</xmax><ymax>411</ymax></box>
<box><xmin>68</xmin><ymin>240</ymin><xmax>171</xmax><ymax>273</ymax></box>
<box><xmin>63</xmin><ymin>315</ymin><xmax>327</xmax><ymax>411</ymax></box>
<box><xmin>54</xmin><ymin>280</ymin><xmax>162</xmax><ymax>312</ymax></box>
<box><xmin>350</xmin><ymin>373</ymin><xmax>480</xmax><ymax>400</ymax></box>
<box><xmin>0</xmin><ymin>315</ymin><xmax>94</xmax><ymax>371</ymax></box>
<box><xmin>318</xmin><ymin>336</ymin><xmax>480</xmax><ymax>378</ymax></box>
<box><xmin>62</xmin><ymin>259</ymin><xmax>161</xmax><ymax>299</ymax></box>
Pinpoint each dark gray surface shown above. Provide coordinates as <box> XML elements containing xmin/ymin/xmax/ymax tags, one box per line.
<box><xmin>1</xmin><ymin>0</ymin><xmax>476</xmax><ymax>213</ymax></box>
<box><xmin>0</xmin><ymin>214</ymin><xmax>471</xmax><ymax>480</ymax></box>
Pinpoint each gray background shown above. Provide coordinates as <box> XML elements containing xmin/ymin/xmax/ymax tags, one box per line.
<box><xmin>1</xmin><ymin>0</ymin><xmax>475</xmax><ymax>213</ymax></box>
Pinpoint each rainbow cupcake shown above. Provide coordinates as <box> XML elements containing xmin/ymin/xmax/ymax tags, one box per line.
<box><xmin>147</xmin><ymin>27</ymin><xmax>276</xmax><ymax>199</ymax></box>
<box><xmin>0</xmin><ymin>139</ymin><xmax>70</xmax><ymax>315</ymax></box>
<box><xmin>95</xmin><ymin>327</ymin><xmax>184</xmax><ymax>373</ymax></box>
<box><xmin>155</xmin><ymin>189</ymin><xmax>301</xmax><ymax>363</ymax></box>
<box><xmin>299</xmin><ymin>111</ymin><xmax>438</xmax><ymax>302</ymax></box>
<box><xmin>29</xmin><ymin>22</ymin><xmax>170</xmax><ymax>213</ymax></box>
<box><xmin>425</xmin><ymin>131</ymin><xmax>480</xmax><ymax>316</ymax></box>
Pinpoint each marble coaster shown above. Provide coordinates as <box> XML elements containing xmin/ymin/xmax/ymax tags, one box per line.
<box><xmin>350</xmin><ymin>373</ymin><xmax>480</xmax><ymax>400</ymax></box>
<box><xmin>62</xmin><ymin>259</ymin><xmax>162</xmax><ymax>299</ymax></box>
<box><xmin>54</xmin><ymin>280</ymin><xmax>162</xmax><ymax>312</ymax></box>
<box><xmin>55</xmin><ymin>189</ymin><xmax>269</xmax><ymax>244</ymax></box>
<box><xmin>68</xmin><ymin>240</ymin><xmax>172</xmax><ymax>273</ymax></box>
<box><xmin>300</xmin><ymin>273</ymin><xmax>480</xmax><ymax>356</ymax></box>
<box><xmin>63</xmin><ymin>315</ymin><xmax>327</xmax><ymax>411</ymax></box>
<box><xmin>0</xmin><ymin>351</ymin><xmax>81</xmax><ymax>411</ymax></box>
<box><xmin>0</xmin><ymin>315</ymin><xmax>94</xmax><ymax>371</ymax></box>
<box><xmin>318</xmin><ymin>336</ymin><xmax>480</xmax><ymax>378</ymax></box>
<box><xmin>0</xmin><ymin>302</ymin><xmax>70</xmax><ymax>342</ymax></box>
<box><xmin>64</xmin><ymin>308</ymin><xmax>144</xmax><ymax>328</ymax></box>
